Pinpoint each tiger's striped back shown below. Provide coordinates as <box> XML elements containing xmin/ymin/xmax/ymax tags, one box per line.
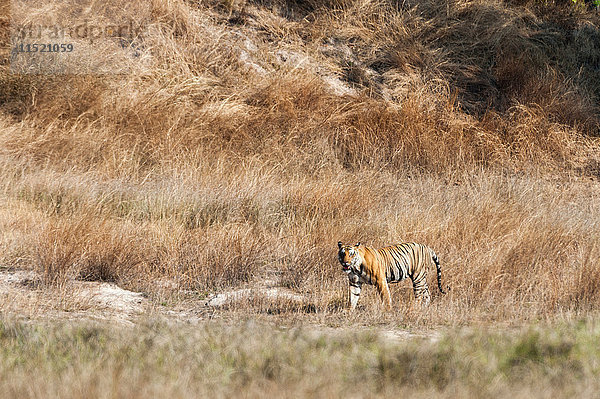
<box><xmin>369</xmin><ymin>243</ymin><xmax>446</xmax><ymax>304</ymax></box>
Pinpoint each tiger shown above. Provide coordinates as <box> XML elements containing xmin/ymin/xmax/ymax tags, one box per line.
<box><xmin>337</xmin><ymin>241</ymin><xmax>448</xmax><ymax>311</ymax></box>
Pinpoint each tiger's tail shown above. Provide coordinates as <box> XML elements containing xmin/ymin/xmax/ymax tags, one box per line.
<box><xmin>431</xmin><ymin>250</ymin><xmax>449</xmax><ymax>294</ymax></box>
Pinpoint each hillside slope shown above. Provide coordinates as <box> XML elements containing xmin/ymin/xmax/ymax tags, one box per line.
<box><xmin>1</xmin><ymin>0</ymin><xmax>600</xmax><ymax>323</ymax></box>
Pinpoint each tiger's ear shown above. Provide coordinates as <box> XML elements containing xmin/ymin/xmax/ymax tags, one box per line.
<box><xmin>338</xmin><ymin>241</ymin><xmax>343</xmax><ymax>249</ymax></box>
<box><xmin>356</xmin><ymin>242</ymin><xmax>361</xmax><ymax>247</ymax></box>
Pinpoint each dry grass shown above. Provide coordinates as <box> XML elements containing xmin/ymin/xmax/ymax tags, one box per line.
<box><xmin>0</xmin><ymin>317</ymin><xmax>599</xmax><ymax>398</ymax></box>
<box><xmin>1</xmin><ymin>0</ymin><xmax>600</xmax><ymax>327</ymax></box>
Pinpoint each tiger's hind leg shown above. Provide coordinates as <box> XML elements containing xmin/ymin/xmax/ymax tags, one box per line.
<box><xmin>416</xmin><ymin>287</ymin><xmax>431</xmax><ymax>307</ymax></box>
<box><xmin>411</xmin><ymin>277</ymin><xmax>431</xmax><ymax>307</ymax></box>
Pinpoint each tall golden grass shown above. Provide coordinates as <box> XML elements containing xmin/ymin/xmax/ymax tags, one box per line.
<box><xmin>1</xmin><ymin>0</ymin><xmax>600</xmax><ymax>323</ymax></box>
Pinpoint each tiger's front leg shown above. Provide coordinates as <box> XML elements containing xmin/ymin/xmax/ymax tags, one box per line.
<box><xmin>375</xmin><ymin>279</ymin><xmax>393</xmax><ymax>310</ymax></box>
<box><xmin>348</xmin><ymin>274</ymin><xmax>362</xmax><ymax>311</ymax></box>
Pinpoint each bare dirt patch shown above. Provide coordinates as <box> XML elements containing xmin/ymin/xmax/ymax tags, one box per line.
<box><xmin>0</xmin><ymin>267</ymin><xmax>469</xmax><ymax>345</ymax></box>
<box><xmin>0</xmin><ymin>267</ymin><xmax>146</xmax><ymax>324</ymax></box>
<box><xmin>206</xmin><ymin>287</ymin><xmax>306</xmax><ymax>307</ymax></box>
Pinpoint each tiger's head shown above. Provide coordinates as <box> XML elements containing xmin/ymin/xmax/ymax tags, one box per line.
<box><xmin>337</xmin><ymin>241</ymin><xmax>363</xmax><ymax>273</ymax></box>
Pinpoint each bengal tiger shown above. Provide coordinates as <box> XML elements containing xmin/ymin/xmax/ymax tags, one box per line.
<box><xmin>337</xmin><ymin>241</ymin><xmax>448</xmax><ymax>311</ymax></box>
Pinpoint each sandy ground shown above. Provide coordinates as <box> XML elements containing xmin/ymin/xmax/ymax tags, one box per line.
<box><xmin>0</xmin><ymin>266</ymin><xmax>439</xmax><ymax>343</ymax></box>
<box><xmin>0</xmin><ymin>267</ymin><xmax>146</xmax><ymax>325</ymax></box>
<box><xmin>0</xmin><ymin>267</ymin><xmax>308</xmax><ymax>324</ymax></box>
